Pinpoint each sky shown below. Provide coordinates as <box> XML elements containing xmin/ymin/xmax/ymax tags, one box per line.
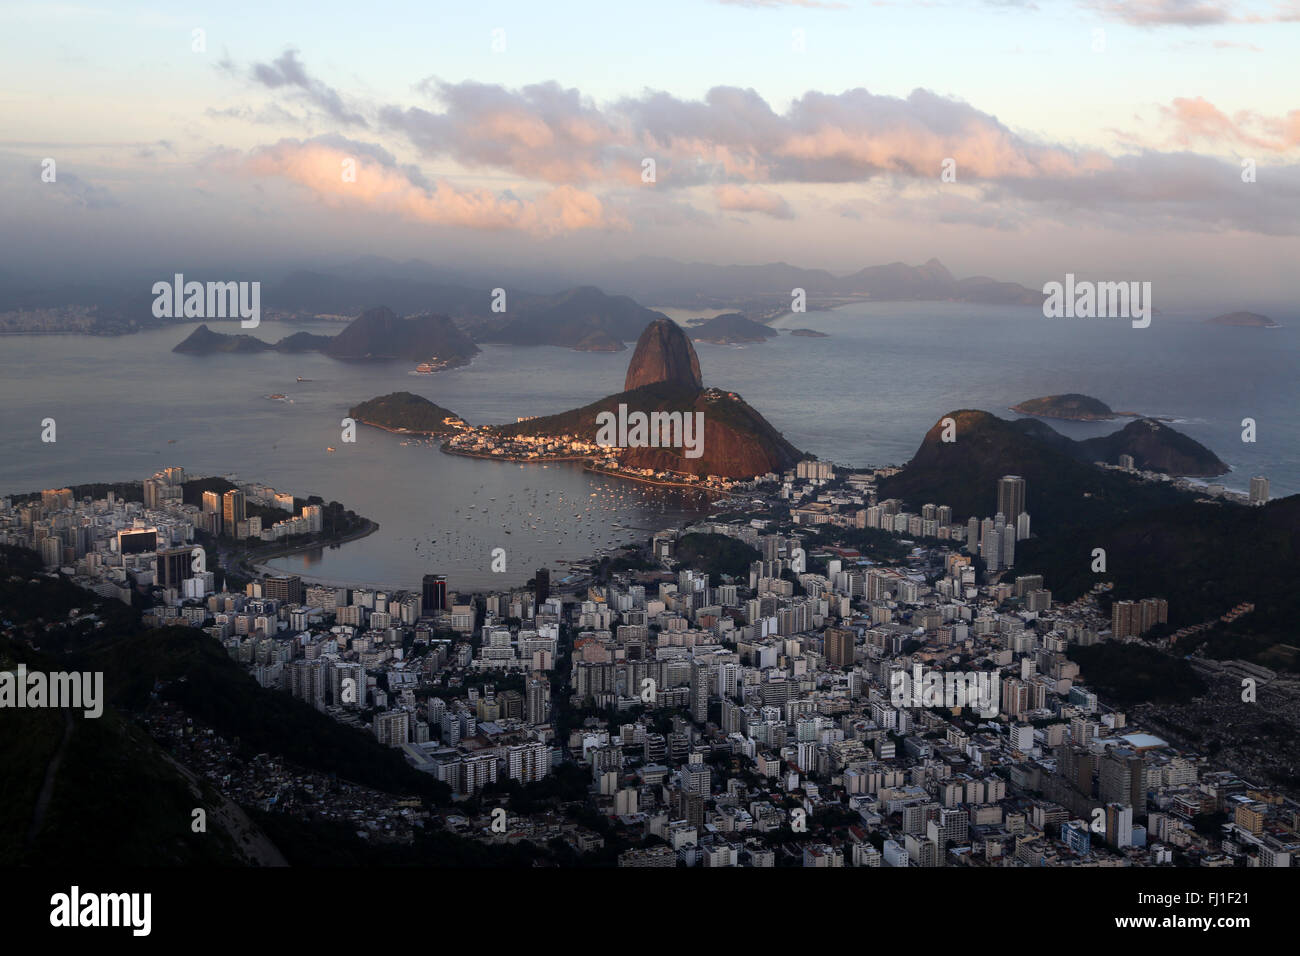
<box><xmin>2</xmin><ymin>0</ymin><xmax>1299</xmax><ymax>302</ymax></box>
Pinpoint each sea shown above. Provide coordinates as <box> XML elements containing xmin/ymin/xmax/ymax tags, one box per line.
<box><xmin>1</xmin><ymin>300</ymin><xmax>1296</xmax><ymax>590</ymax></box>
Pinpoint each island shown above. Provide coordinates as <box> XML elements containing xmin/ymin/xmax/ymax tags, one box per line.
<box><xmin>1207</xmin><ymin>311</ymin><xmax>1280</xmax><ymax>328</ymax></box>
<box><xmin>787</xmin><ymin>328</ymin><xmax>829</xmax><ymax>338</ymax></box>
<box><xmin>348</xmin><ymin>391</ymin><xmax>466</xmax><ymax>436</ymax></box>
<box><xmin>687</xmin><ymin>312</ymin><xmax>779</xmax><ymax>345</ymax></box>
<box><xmin>1010</xmin><ymin>393</ymin><xmax>1137</xmax><ymax>422</ymax></box>
<box><xmin>430</xmin><ymin>318</ymin><xmax>802</xmax><ymax>487</ymax></box>
<box><xmin>172</xmin><ymin>307</ymin><xmax>480</xmax><ymax>368</ymax></box>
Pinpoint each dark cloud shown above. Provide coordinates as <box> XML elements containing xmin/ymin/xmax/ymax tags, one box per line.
<box><xmin>249</xmin><ymin>49</ymin><xmax>367</xmax><ymax>127</ymax></box>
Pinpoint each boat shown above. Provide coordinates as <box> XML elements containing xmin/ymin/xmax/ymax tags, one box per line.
<box><xmin>415</xmin><ymin>362</ymin><xmax>437</xmax><ymax>373</ymax></box>
<box><xmin>297</xmin><ymin>377</ymin><xmax>312</xmax><ymax>382</ymax></box>
<box><xmin>326</xmin><ymin>447</ymin><xmax>336</xmax><ymax>453</ymax></box>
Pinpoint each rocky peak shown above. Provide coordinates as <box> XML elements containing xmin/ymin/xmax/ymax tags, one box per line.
<box><xmin>623</xmin><ymin>318</ymin><xmax>703</xmax><ymax>392</ymax></box>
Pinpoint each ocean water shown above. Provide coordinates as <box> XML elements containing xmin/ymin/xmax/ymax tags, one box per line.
<box><xmin>1</xmin><ymin>301</ymin><xmax>1295</xmax><ymax>589</ymax></box>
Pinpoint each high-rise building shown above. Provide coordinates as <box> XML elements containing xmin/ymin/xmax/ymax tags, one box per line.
<box><xmin>982</xmin><ymin>525</ymin><xmax>1001</xmax><ymax>572</ymax></box>
<box><xmin>201</xmin><ymin>490</ymin><xmax>221</xmax><ymax>514</ymax></box>
<box><xmin>1113</xmin><ymin>598</ymin><xmax>1167</xmax><ymax>638</ymax></box>
<box><xmin>825</xmin><ymin>627</ymin><xmax>855</xmax><ymax>668</ymax></box>
<box><xmin>222</xmin><ymin>489</ymin><xmax>246</xmax><ymax>530</ymax></box>
<box><xmin>156</xmin><ymin>546</ymin><xmax>194</xmax><ymax>590</ymax></box>
<box><xmin>534</xmin><ymin>567</ymin><xmax>550</xmax><ymax>605</ymax></box>
<box><xmin>997</xmin><ymin>475</ymin><xmax>1027</xmax><ymax>524</ymax></box>
<box><xmin>1250</xmin><ymin>476</ymin><xmax>1270</xmax><ymax>505</ymax></box>
<box><xmin>689</xmin><ymin>659</ymin><xmax>713</xmax><ymax>724</ymax></box>
<box><xmin>1105</xmin><ymin>803</ymin><xmax>1134</xmax><ymax>849</ymax></box>
<box><xmin>526</xmin><ymin>674</ymin><xmax>551</xmax><ymax>725</ymax></box>
<box><xmin>263</xmin><ymin>574</ymin><xmax>303</xmax><ymax>605</ymax></box>
<box><xmin>41</xmin><ymin>488</ymin><xmax>74</xmax><ymax>511</ymax></box>
<box><xmin>117</xmin><ymin>527</ymin><xmax>158</xmax><ymax>555</ymax></box>
<box><xmin>422</xmin><ymin>574</ymin><xmax>447</xmax><ymax>615</ymax></box>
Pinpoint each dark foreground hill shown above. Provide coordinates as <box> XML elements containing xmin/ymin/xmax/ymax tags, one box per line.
<box><xmin>874</xmin><ymin>410</ymin><xmax>1299</xmax><ymax>669</ymax></box>
<box><xmin>877</xmin><ymin>410</ymin><xmax>1194</xmax><ymax>530</ymax></box>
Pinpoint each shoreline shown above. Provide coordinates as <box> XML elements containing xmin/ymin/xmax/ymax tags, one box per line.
<box><xmin>439</xmin><ymin>442</ymin><xmax>732</xmax><ymax>495</ymax></box>
<box><xmin>233</xmin><ymin>518</ymin><xmax>380</xmax><ymax>577</ymax></box>
<box><xmin>438</xmin><ymin>444</ymin><xmax>588</xmax><ymax>464</ymax></box>
<box><xmin>355</xmin><ymin>418</ymin><xmax>459</xmax><ymax>438</ymax></box>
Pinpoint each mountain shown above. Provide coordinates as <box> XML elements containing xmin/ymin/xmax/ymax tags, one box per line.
<box><xmin>0</xmin><ymin>685</ymin><xmax>282</xmax><ymax>865</ymax></box>
<box><xmin>476</xmin><ymin>286</ymin><xmax>667</xmax><ymax>351</ymax></box>
<box><xmin>496</xmin><ymin>382</ymin><xmax>801</xmax><ymax>479</ymax></box>
<box><xmin>1010</xmin><ymin>393</ymin><xmax>1126</xmax><ymax>421</ymax></box>
<box><xmin>1019</xmin><ymin>494</ymin><xmax>1300</xmax><ymax>646</ymax></box>
<box><xmin>173</xmin><ymin>323</ymin><xmax>273</xmax><ymax>354</ymax></box>
<box><xmin>349</xmin><ymin>391</ymin><xmax>465</xmax><ymax>435</ymax></box>
<box><xmin>624</xmin><ymin>317</ymin><xmax>704</xmax><ymax>391</ymax></box>
<box><xmin>268</xmin><ymin>269</ymin><xmax>496</xmax><ymax>317</ymax></box>
<box><xmin>496</xmin><ymin>319</ymin><xmax>800</xmax><ymax>479</ymax></box>
<box><xmin>171</xmin><ymin>309</ymin><xmax>480</xmax><ymax>366</ymax></box>
<box><xmin>1076</xmin><ymin>418</ymin><xmax>1229</xmax><ymax>477</ymax></box>
<box><xmin>274</xmin><ymin>330</ymin><xmax>333</xmax><ymax>352</ymax></box>
<box><xmin>688</xmin><ymin>312</ymin><xmax>779</xmax><ymax>345</ymax></box>
<box><xmin>877</xmin><ymin>410</ymin><xmax>1194</xmax><ymax>530</ymax></box>
<box><xmin>1207</xmin><ymin>311</ymin><xmax>1279</xmax><ymax>328</ymax></box>
<box><xmin>588</xmin><ymin>256</ymin><xmax>1042</xmax><ymax>309</ymax></box>
<box><xmin>325</xmin><ymin>307</ymin><xmax>479</xmax><ymax>363</ymax></box>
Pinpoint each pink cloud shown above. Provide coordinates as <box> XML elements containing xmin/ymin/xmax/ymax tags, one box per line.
<box><xmin>713</xmin><ymin>184</ymin><xmax>794</xmax><ymax>218</ymax></box>
<box><xmin>230</xmin><ymin>137</ymin><xmax>619</xmax><ymax>235</ymax></box>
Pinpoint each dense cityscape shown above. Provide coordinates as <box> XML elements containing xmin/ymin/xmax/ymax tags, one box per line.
<box><xmin>5</xmin><ymin>457</ymin><xmax>1295</xmax><ymax>870</ymax></box>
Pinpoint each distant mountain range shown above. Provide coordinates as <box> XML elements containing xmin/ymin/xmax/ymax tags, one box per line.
<box><xmin>1207</xmin><ymin>311</ymin><xmax>1279</xmax><ymax>328</ymax></box>
<box><xmin>585</xmin><ymin>255</ymin><xmax>1044</xmax><ymax>311</ymax></box>
<box><xmin>173</xmin><ymin>308</ymin><xmax>480</xmax><ymax>365</ymax></box>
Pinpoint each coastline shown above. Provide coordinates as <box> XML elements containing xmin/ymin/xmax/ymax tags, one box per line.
<box><xmin>355</xmin><ymin>418</ymin><xmax>457</xmax><ymax>438</ymax></box>
<box><xmin>439</xmin><ymin>442</ymin><xmax>731</xmax><ymax>495</ymax></box>
<box><xmin>233</xmin><ymin>518</ymin><xmax>380</xmax><ymax>579</ymax></box>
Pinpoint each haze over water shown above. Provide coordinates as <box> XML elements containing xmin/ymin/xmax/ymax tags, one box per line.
<box><xmin>1</xmin><ymin>302</ymin><xmax>1295</xmax><ymax>589</ymax></box>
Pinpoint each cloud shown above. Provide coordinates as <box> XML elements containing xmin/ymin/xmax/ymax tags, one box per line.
<box><xmin>222</xmin><ymin>52</ymin><xmax>1300</xmax><ymax>235</ymax></box>
<box><xmin>249</xmin><ymin>49</ymin><xmax>367</xmax><ymax>126</ymax></box>
<box><xmin>383</xmin><ymin>79</ymin><xmax>1109</xmax><ymax>190</ymax></box>
<box><xmin>1084</xmin><ymin>0</ymin><xmax>1300</xmax><ymax>26</ymax></box>
<box><xmin>986</xmin><ymin>150</ymin><xmax>1300</xmax><ymax>235</ymax></box>
<box><xmin>714</xmin><ymin>183</ymin><xmax>794</xmax><ymax>218</ymax></box>
<box><xmin>39</xmin><ymin>168</ymin><xmax>118</xmax><ymax>208</ymax></box>
<box><xmin>1161</xmin><ymin>96</ymin><xmax>1300</xmax><ymax>152</ymax></box>
<box><xmin>381</xmin><ymin>80</ymin><xmax>633</xmax><ymax>185</ymax></box>
<box><xmin>224</xmin><ymin>135</ymin><xmax>618</xmax><ymax>235</ymax></box>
